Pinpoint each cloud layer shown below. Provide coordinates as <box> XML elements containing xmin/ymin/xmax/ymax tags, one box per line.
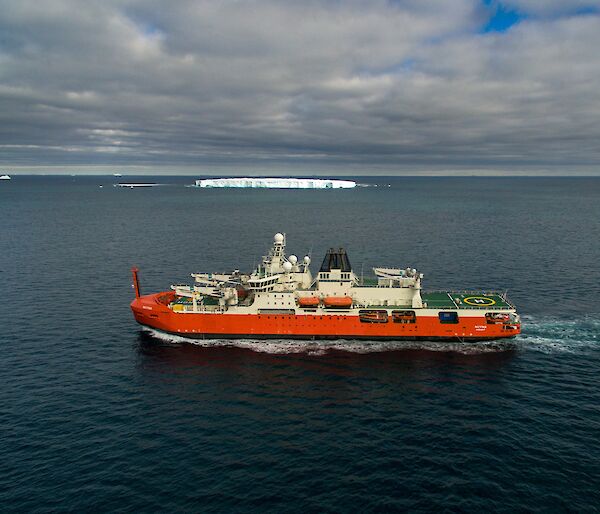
<box><xmin>1</xmin><ymin>0</ymin><xmax>599</xmax><ymax>174</ymax></box>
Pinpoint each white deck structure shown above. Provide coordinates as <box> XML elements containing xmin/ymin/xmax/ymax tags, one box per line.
<box><xmin>172</xmin><ymin>233</ymin><xmax>425</xmax><ymax>313</ymax></box>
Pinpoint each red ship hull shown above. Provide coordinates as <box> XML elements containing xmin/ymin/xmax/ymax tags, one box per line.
<box><xmin>131</xmin><ymin>292</ymin><xmax>521</xmax><ymax>341</ymax></box>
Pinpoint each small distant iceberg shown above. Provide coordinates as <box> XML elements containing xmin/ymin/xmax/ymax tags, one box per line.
<box><xmin>0</xmin><ymin>174</ymin><xmax>11</xmax><ymax>180</ymax></box>
<box><xmin>195</xmin><ymin>177</ymin><xmax>356</xmax><ymax>189</ymax></box>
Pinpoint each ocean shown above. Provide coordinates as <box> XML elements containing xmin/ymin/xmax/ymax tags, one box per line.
<box><xmin>1</xmin><ymin>176</ymin><xmax>599</xmax><ymax>512</ymax></box>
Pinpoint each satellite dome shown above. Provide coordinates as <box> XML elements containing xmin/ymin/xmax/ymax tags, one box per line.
<box><xmin>274</xmin><ymin>233</ymin><xmax>284</xmax><ymax>243</ymax></box>
<box><xmin>288</xmin><ymin>255</ymin><xmax>298</xmax><ymax>265</ymax></box>
<box><xmin>303</xmin><ymin>256</ymin><xmax>311</xmax><ymax>265</ymax></box>
<box><xmin>283</xmin><ymin>261</ymin><xmax>292</xmax><ymax>272</ymax></box>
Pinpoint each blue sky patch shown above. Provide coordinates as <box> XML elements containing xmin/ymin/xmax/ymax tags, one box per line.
<box><xmin>573</xmin><ymin>6</ymin><xmax>599</xmax><ymax>16</ymax></box>
<box><xmin>481</xmin><ymin>2</ymin><xmax>523</xmax><ymax>33</ymax></box>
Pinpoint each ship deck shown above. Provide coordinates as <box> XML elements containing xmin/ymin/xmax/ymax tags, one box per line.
<box><xmin>170</xmin><ymin>291</ymin><xmax>513</xmax><ymax>311</ymax></box>
<box><xmin>421</xmin><ymin>291</ymin><xmax>513</xmax><ymax>310</ymax></box>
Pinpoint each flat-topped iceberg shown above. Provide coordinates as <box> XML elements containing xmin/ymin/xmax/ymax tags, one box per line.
<box><xmin>195</xmin><ymin>177</ymin><xmax>356</xmax><ymax>189</ymax></box>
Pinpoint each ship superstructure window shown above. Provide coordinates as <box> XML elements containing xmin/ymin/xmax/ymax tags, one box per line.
<box><xmin>439</xmin><ymin>312</ymin><xmax>459</xmax><ymax>324</ymax></box>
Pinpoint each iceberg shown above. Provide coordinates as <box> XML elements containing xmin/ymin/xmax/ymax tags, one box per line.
<box><xmin>115</xmin><ymin>182</ymin><xmax>160</xmax><ymax>188</ymax></box>
<box><xmin>195</xmin><ymin>177</ymin><xmax>356</xmax><ymax>189</ymax></box>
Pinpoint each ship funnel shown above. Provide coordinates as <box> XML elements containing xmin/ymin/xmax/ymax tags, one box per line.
<box><xmin>319</xmin><ymin>247</ymin><xmax>352</xmax><ymax>272</ymax></box>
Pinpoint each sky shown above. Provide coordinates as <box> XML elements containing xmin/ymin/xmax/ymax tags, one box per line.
<box><xmin>1</xmin><ymin>0</ymin><xmax>599</xmax><ymax>175</ymax></box>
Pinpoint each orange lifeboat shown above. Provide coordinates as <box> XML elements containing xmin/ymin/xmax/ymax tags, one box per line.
<box><xmin>298</xmin><ymin>296</ymin><xmax>320</xmax><ymax>307</ymax></box>
<box><xmin>359</xmin><ymin>309</ymin><xmax>388</xmax><ymax>323</ymax></box>
<box><xmin>323</xmin><ymin>296</ymin><xmax>353</xmax><ymax>308</ymax></box>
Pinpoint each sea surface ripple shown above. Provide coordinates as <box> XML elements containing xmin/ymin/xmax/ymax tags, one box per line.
<box><xmin>1</xmin><ymin>176</ymin><xmax>599</xmax><ymax>512</ymax></box>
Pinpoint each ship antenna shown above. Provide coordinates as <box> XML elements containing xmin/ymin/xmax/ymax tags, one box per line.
<box><xmin>361</xmin><ymin>263</ymin><xmax>364</xmax><ymax>286</ymax></box>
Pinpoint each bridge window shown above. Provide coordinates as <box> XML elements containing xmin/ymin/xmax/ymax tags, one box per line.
<box><xmin>439</xmin><ymin>312</ymin><xmax>459</xmax><ymax>324</ymax></box>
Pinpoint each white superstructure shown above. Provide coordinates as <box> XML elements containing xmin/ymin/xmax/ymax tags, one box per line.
<box><xmin>171</xmin><ymin>233</ymin><xmax>425</xmax><ymax>313</ymax></box>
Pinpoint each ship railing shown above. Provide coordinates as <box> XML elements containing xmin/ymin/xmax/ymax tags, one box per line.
<box><xmin>428</xmin><ymin>289</ymin><xmax>506</xmax><ymax>294</ymax></box>
<box><xmin>357</xmin><ymin>277</ymin><xmax>378</xmax><ymax>287</ymax></box>
<box><xmin>355</xmin><ymin>280</ymin><xmax>408</xmax><ymax>289</ymax></box>
<box><xmin>501</xmin><ymin>290</ymin><xmax>514</xmax><ymax>305</ymax></box>
<box><xmin>171</xmin><ymin>303</ymin><xmax>224</xmax><ymax>313</ymax></box>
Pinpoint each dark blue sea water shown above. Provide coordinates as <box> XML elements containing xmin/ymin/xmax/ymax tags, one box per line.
<box><xmin>1</xmin><ymin>176</ymin><xmax>599</xmax><ymax>512</ymax></box>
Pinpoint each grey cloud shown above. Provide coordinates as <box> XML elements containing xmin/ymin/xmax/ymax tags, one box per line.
<box><xmin>0</xmin><ymin>0</ymin><xmax>599</xmax><ymax>174</ymax></box>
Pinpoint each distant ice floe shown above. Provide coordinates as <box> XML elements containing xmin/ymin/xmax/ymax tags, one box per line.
<box><xmin>194</xmin><ymin>177</ymin><xmax>356</xmax><ymax>189</ymax></box>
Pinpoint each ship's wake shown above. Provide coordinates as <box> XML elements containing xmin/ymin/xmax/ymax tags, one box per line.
<box><xmin>139</xmin><ymin>329</ymin><xmax>515</xmax><ymax>355</ymax></box>
<box><xmin>140</xmin><ymin>315</ymin><xmax>600</xmax><ymax>355</ymax></box>
<box><xmin>514</xmin><ymin>314</ymin><xmax>600</xmax><ymax>354</ymax></box>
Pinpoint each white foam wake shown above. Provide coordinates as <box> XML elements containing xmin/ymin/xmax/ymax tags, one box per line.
<box><xmin>514</xmin><ymin>314</ymin><xmax>600</xmax><ymax>354</ymax></box>
<box><xmin>140</xmin><ymin>316</ymin><xmax>599</xmax><ymax>355</ymax></box>
<box><xmin>141</xmin><ymin>328</ymin><xmax>517</xmax><ymax>355</ymax></box>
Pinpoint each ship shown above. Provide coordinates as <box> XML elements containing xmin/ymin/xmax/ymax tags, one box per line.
<box><xmin>130</xmin><ymin>233</ymin><xmax>521</xmax><ymax>342</ymax></box>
